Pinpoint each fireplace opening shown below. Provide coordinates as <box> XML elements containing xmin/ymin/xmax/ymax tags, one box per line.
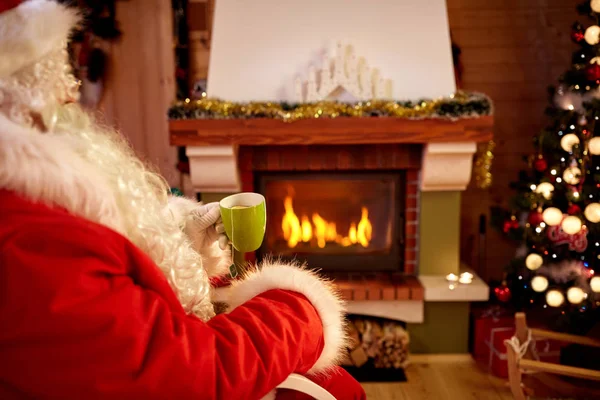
<box><xmin>256</xmin><ymin>172</ymin><xmax>405</xmax><ymax>272</ymax></box>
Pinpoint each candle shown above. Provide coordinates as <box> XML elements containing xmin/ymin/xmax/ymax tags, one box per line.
<box><xmin>459</xmin><ymin>272</ymin><xmax>473</xmax><ymax>284</ymax></box>
<box><xmin>446</xmin><ymin>273</ymin><xmax>459</xmax><ymax>283</ymax></box>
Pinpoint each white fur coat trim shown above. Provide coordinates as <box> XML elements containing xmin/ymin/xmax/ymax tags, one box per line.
<box><xmin>0</xmin><ymin>0</ymin><xmax>79</xmax><ymax>78</ymax></box>
<box><xmin>0</xmin><ymin>112</ymin><xmax>125</xmax><ymax>234</ymax></box>
<box><xmin>226</xmin><ymin>261</ymin><xmax>348</xmax><ymax>375</ymax></box>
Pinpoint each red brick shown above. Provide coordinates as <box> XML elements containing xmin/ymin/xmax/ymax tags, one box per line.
<box><xmin>406</xmin><ymin>209</ymin><xmax>418</xmax><ymax>223</ymax></box>
<box><xmin>340</xmin><ymin>289</ymin><xmax>353</xmax><ymax>301</ymax></box>
<box><xmin>381</xmin><ymin>285</ymin><xmax>396</xmax><ymax>300</ymax></box>
<box><xmin>405</xmin><ymin>236</ymin><xmax>418</xmax><ymax>249</ymax></box>
<box><xmin>367</xmin><ymin>287</ymin><xmax>382</xmax><ymax>300</ymax></box>
<box><xmin>395</xmin><ymin>286</ymin><xmax>410</xmax><ymax>300</ymax></box>
<box><xmin>405</xmin><ymin>249</ymin><xmax>418</xmax><ymax>263</ymax></box>
<box><xmin>406</xmin><ymin>169</ymin><xmax>420</xmax><ymax>182</ymax></box>
<box><xmin>404</xmin><ymin>262</ymin><xmax>416</xmax><ymax>275</ymax></box>
<box><xmin>405</xmin><ymin>183</ymin><xmax>419</xmax><ymax>196</ymax></box>
<box><xmin>352</xmin><ymin>287</ymin><xmax>367</xmax><ymax>301</ymax></box>
<box><xmin>405</xmin><ymin>222</ymin><xmax>418</xmax><ymax>236</ymax></box>
<box><xmin>406</xmin><ymin>195</ymin><xmax>418</xmax><ymax>209</ymax></box>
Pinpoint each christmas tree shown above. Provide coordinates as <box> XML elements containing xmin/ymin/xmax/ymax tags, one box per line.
<box><xmin>493</xmin><ymin>0</ymin><xmax>600</xmax><ymax>333</ymax></box>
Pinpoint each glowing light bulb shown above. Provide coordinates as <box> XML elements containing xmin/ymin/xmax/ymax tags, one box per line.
<box><xmin>567</xmin><ymin>287</ymin><xmax>586</xmax><ymax>304</ymax></box>
<box><xmin>535</xmin><ymin>182</ymin><xmax>554</xmax><ymax>200</ymax></box>
<box><xmin>561</xmin><ymin>216</ymin><xmax>583</xmax><ymax>235</ymax></box>
<box><xmin>525</xmin><ymin>253</ymin><xmax>543</xmax><ymax>270</ymax></box>
<box><xmin>546</xmin><ymin>290</ymin><xmax>564</xmax><ymax>307</ymax></box>
<box><xmin>531</xmin><ymin>276</ymin><xmax>549</xmax><ymax>292</ymax></box>
<box><xmin>584</xmin><ymin>203</ymin><xmax>600</xmax><ymax>223</ymax></box>
<box><xmin>542</xmin><ymin>207</ymin><xmax>563</xmax><ymax>226</ymax></box>
<box><xmin>590</xmin><ymin>276</ymin><xmax>600</xmax><ymax>293</ymax></box>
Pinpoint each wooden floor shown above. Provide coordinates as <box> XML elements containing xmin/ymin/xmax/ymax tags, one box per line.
<box><xmin>362</xmin><ymin>354</ymin><xmax>512</xmax><ymax>400</ymax></box>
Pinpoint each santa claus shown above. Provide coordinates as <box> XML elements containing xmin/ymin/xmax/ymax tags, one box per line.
<box><xmin>0</xmin><ymin>1</ymin><xmax>365</xmax><ymax>399</ymax></box>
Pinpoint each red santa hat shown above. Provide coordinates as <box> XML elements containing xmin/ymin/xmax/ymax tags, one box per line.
<box><xmin>0</xmin><ymin>0</ymin><xmax>79</xmax><ymax>78</ymax></box>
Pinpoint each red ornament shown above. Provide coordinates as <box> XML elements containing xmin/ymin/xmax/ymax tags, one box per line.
<box><xmin>571</xmin><ymin>22</ymin><xmax>585</xmax><ymax>43</ymax></box>
<box><xmin>494</xmin><ymin>284</ymin><xmax>512</xmax><ymax>303</ymax></box>
<box><xmin>586</xmin><ymin>63</ymin><xmax>600</xmax><ymax>81</ymax></box>
<box><xmin>534</xmin><ymin>158</ymin><xmax>548</xmax><ymax>172</ymax></box>
<box><xmin>568</xmin><ymin>204</ymin><xmax>581</xmax><ymax>215</ymax></box>
<box><xmin>528</xmin><ymin>210</ymin><xmax>544</xmax><ymax>226</ymax></box>
<box><xmin>503</xmin><ymin>217</ymin><xmax>519</xmax><ymax>233</ymax></box>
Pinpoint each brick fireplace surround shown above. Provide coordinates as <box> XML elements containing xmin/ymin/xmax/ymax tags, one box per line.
<box><xmin>238</xmin><ymin>144</ymin><xmax>422</xmax><ymax>302</ymax></box>
<box><xmin>171</xmin><ymin>116</ymin><xmax>492</xmax><ymax>351</ymax></box>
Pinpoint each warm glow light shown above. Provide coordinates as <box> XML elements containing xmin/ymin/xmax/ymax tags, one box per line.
<box><xmin>459</xmin><ymin>272</ymin><xmax>473</xmax><ymax>284</ymax></box>
<box><xmin>561</xmin><ymin>216</ymin><xmax>583</xmax><ymax>235</ymax></box>
<box><xmin>542</xmin><ymin>207</ymin><xmax>563</xmax><ymax>226</ymax></box>
<box><xmin>546</xmin><ymin>290</ymin><xmax>565</xmax><ymax>307</ymax></box>
<box><xmin>560</xmin><ymin>133</ymin><xmax>580</xmax><ymax>152</ymax></box>
<box><xmin>585</xmin><ymin>203</ymin><xmax>600</xmax><ymax>223</ymax></box>
<box><xmin>589</xmin><ymin>137</ymin><xmax>600</xmax><ymax>155</ymax></box>
<box><xmin>563</xmin><ymin>166</ymin><xmax>582</xmax><ymax>185</ymax></box>
<box><xmin>526</xmin><ymin>253</ymin><xmax>544</xmax><ymax>270</ymax></box>
<box><xmin>531</xmin><ymin>276</ymin><xmax>549</xmax><ymax>292</ymax></box>
<box><xmin>567</xmin><ymin>287</ymin><xmax>586</xmax><ymax>304</ymax></box>
<box><xmin>535</xmin><ymin>182</ymin><xmax>554</xmax><ymax>200</ymax></box>
<box><xmin>590</xmin><ymin>276</ymin><xmax>600</xmax><ymax>292</ymax></box>
<box><xmin>282</xmin><ymin>197</ymin><xmax>301</xmax><ymax>248</ymax></box>
<box><xmin>446</xmin><ymin>273</ymin><xmax>459</xmax><ymax>282</ymax></box>
<box><xmin>282</xmin><ymin>196</ymin><xmax>373</xmax><ymax>249</ymax></box>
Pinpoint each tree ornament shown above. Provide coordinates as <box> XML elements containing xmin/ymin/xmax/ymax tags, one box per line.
<box><xmin>586</xmin><ymin>62</ymin><xmax>600</xmax><ymax>81</ymax></box>
<box><xmin>535</xmin><ymin>182</ymin><xmax>554</xmax><ymax>199</ymax></box>
<box><xmin>585</xmin><ymin>25</ymin><xmax>600</xmax><ymax>45</ymax></box>
<box><xmin>579</xmin><ymin>115</ymin><xmax>588</xmax><ymax>125</ymax></box>
<box><xmin>534</xmin><ymin>157</ymin><xmax>548</xmax><ymax>172</ymax></box>
<box><xmin>590</xmin><ymin>276</ymin><xmax>600</xmax><ymax>292</ymax></box>
<box><xmin>546</xmin><ymin>290</ymin><xmax>565</xmax><ymax>307</ymax></box>
<box><xmin>592</xmin><ymin>0</ymin><xmax>600</xmax><ymax>13</ymax></box>
<box><xmin>589</xmin><ymin>137</ymin><xmax>600</xmax><ymax>155</ymax></box>
<box><xmin>568</xmin><ymin>204</ymin><xmax>581</xmax><ymax>215</ymax></box>
<box><xmin>566</xmin><ymin>287</ymin><xmax>586</xmax><ymax>304</ymax></box>
<box><xmin>547</xmin><ymin>224</ymin><xmax>589</xmax><ymax>252</ymax></box>
<box><xmin>494</xmin><ymin>283</ymin><xmax>512</xmax><ymax>303</ymax></box>
<box><xmin>560</xmin><ymin>133</ymin><xmax>580</xmax><ymax>152</ymax></box>
<box><xmin>542</xmin><ymin>207</ymin><xmax>563</xmax><ymax>226</ymax></box>
<box><xmin>571</xmin><ymin>22</ymin><xmax>585</xmax><ymax>43</ymax></box>
<box><xmin>561</xmin><ymin>215</ymin><xmax>583</xmax><ymax>235</ymax></box>
<box><xmin>525</xmin><ymin>253</ymin><xmax>543</xmax><ymax>270</ymax></box>
<box><xmin>584</xmin><ymin>203</ymin><xmax>600</xmax><ymax>223</ymax></box>
<box><xmin>531</xmin><ymin>276</ymin><xmax>549</xmax><ymax>292</ymax></box>
<box><xmin>563</xmin><ymin>166</ymin><xmax>582</xmax><ymax>185</ymax></box>
<box><xmin>528</xmin><ymin>210</ymin><xmax>544</xmax><ymax>226</ymax></box>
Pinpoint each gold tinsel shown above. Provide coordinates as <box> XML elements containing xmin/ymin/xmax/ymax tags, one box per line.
<box><xmin>474</xmin><ymin>140</ymin><xmax>495</xmax><ymax>189</ymax></box>
<box><xmin>169</xmin><ymin>92</ymin><xmax>492</xmax><ymax>122</ymax></box>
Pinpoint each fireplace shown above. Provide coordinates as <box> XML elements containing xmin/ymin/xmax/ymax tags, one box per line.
<box><xmin>256</xmin><ymin>172</ymin><xmax>405</xmax><ymax>271</ymax></box>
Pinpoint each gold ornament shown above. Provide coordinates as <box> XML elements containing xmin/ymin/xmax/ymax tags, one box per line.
<box><xmin>474</xmin><ymin>140</ymin><xmax>495</xmax><ymax>189</ymax></box>
<box><xmin>169</xmin><ymin>92</ymin><xmax>492</xmax><ymax>122</ymax></box>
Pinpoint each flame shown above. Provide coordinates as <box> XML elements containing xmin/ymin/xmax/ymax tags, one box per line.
<box><xmin>282</xmin><ymin>196</ymin><xmax>373</xmax><ymax>248</ymax></box>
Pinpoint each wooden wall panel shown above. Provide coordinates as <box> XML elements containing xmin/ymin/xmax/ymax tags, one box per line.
<box><xmin>449</xmin><ymin>0</ymin><xmax>581</xmax><ymax>280</ymax></box>
<box><xmin>99</xmin><ymin>0</ymin><xmax>179</xmax><ymax>187</ymax></box>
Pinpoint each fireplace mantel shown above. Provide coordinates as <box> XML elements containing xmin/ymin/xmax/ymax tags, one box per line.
<box><xmin>170</xmin><ymin>116</ymin><xmax>493</xmax><ymax>146</ymax></box>
<box><xmin>170</xmin><ymin>115</ymin><xmax>493</xmax><ymax>193</ymax></box>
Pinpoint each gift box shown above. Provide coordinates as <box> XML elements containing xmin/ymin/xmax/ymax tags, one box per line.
<box><xmin>471</xmin><ymin>307</ymin><xmax>514</xmax><ymax>364</ymax></box>
<box><xmin>487</xmin><ymin>326</ymin><xmax>514</xmax><ymax>378</ymax></box>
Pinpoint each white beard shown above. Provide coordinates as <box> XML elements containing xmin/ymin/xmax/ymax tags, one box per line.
<box><xmin>51</xmin><ymin>105</ymin><xmax>215</xmax><ymax>321</ymax></box>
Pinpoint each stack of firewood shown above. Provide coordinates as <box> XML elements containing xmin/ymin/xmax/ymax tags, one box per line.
<box><xmin>342</xmin><ymin>317</ymin><xmax>410</xmax><ymax>369</ymax></box>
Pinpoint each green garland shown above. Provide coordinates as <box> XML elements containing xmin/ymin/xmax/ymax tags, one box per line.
<box><xmin>168</xmin><ymin>91</ymin><xmax>493</xmax><ymax>122</ymax></box>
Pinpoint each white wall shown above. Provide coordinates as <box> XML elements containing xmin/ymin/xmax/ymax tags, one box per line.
<box><xmin>208</xmin><ymin>0</ymin><xmax>456</xmax><ymax>102</ymax></box>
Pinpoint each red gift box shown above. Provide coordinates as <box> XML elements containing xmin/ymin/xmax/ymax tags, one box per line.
<box><xmin>487</xmin><ymin>326</ymin><xmax>515</xmax><ymax>378</ymax></box>
<box><xmin>472</xmin><ymin>311</ymin><xmax>514</xmax><ymax>364</ymax></box>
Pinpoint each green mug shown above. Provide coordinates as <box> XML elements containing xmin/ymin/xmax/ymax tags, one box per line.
<box><xmin>219</xmin><ymin>192</ymin><xmax>266</xmax><ymax>253</ymax></box>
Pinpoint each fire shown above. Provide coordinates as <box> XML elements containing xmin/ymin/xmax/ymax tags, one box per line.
<box><xmin>281</xmin><ymin>196</ymin><xmax>373</xmax><ymax>248</ymax></box>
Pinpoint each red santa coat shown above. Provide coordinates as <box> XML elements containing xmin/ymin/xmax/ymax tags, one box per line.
<box><xmin>0</xmin><ymin>190</ymin><xmax>360</xmax><ymax>399</ymax></box>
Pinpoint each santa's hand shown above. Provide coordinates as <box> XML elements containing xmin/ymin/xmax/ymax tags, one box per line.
<box><xmin>190</xmin><ymin>202</ymin><xmax>228</xmax><ymax>250</ymax></box>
